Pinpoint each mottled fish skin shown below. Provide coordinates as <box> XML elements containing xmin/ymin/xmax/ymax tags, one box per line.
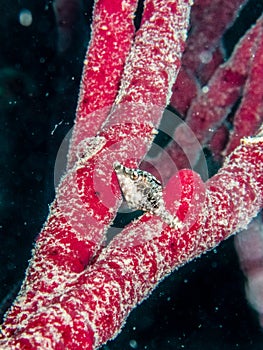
<box><xmin>114</xmin><ymin>162</ymin><xmax>163</xmax><ymax>214</ymax></box>
<box><xmin>114</xmin><ymin>162</ymin><xmax>183</xmax><ymax>230</ymax></box>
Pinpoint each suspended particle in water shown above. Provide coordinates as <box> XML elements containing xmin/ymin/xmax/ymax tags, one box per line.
<box><xmin>129</xmin><ymin>339</ymin><xmax>138</xmax><ymax>349</ymax></box>
<box><xmin>19</xmin><ymin>9</ymin><xmax>33</xmax><ymax>27</ymax></box>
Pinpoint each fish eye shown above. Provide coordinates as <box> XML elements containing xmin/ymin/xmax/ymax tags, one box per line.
<box><xmin>114</xmin><ymin>162</ymin><xmax>122</xmax><ymax>172</ymax></box>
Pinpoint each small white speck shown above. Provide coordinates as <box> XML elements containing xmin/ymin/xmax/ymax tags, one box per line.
<box><xmin>199</xmin><ymin>50</ymin><xmax>213</xmax><ymax>64</ymax></box>
<box><xmin>19</xmin><ymin>9</ymin><xmax>33</xmax><ymax>27</ymax></box>
<box><xmin>129</xmin><ymin>339</ymin><xmax>138</xmax><ymax>349</ymax></box>
<box><xmin>51</xmin><ymin>120</ymin><xmax>63</xmax><ymax>135</ymax></box>
<box><xmin>202</xmin><ymin>85</ymin><xmax>209</xmax><ymax>94</ymax></box>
